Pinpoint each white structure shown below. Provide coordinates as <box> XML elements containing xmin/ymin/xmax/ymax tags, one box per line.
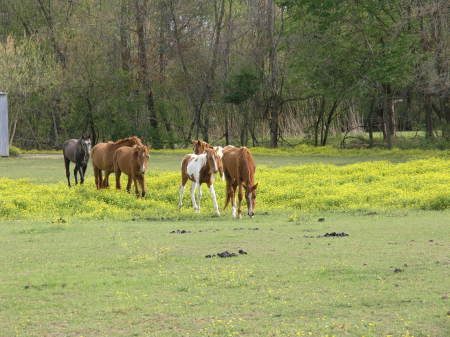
<box><xmin>0</xmin><ymin>93</ymin><xmax>9</xmax><ymax>157</ymax></box>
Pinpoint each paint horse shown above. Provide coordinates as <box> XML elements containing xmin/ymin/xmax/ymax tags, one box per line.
<box><xmin>113</xmin><ymin>145</ymin><xmax>150</xmax><ymax>197</ymax></box>
<box><xmin>179</xmin><ymin>147</ymin><xmax>224</xmax><ymax>215</ymax></box>
<box><xmin>91</xmin><ymin>136</ymin><xmax>143</xmax><ymax>189</ymax></box>
<box><xmin>62</xmin><ymin>136</ymin><xmax>92</xmax><ymax>187</ymax></box>
<box><xmin>223</xmin><ymin>146</ymin><xmax>258</xmax><ymax>218</ymax></box>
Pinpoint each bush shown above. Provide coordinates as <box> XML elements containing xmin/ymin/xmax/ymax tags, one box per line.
<box><xmin>8</xmin><ymin>145</ymin><xmax>21</xmax><ymax>157</ymax></box>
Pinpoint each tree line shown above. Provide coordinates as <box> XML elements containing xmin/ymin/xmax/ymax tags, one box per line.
<box><xmin>0</xmin><ymin>0</ymin><xmax>448</xmax><ymax>149</ymax></box>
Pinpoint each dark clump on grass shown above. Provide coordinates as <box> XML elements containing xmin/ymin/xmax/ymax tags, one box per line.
<box><xmin>394</xmin><ymin>268</ymin><xmax>404</xmax><ymax>273</ymax></box>
<box><xmin>318</xmin><ymin>218</ymin><xmax>325</xmax><ymax>222</ymax></box>
<box><xmin>324</xmin><ymin>232</ymin><xmax>349</xmax><ymax>237</ymax></box>
<box><xmin>233</xmin><ymin>227</ymin><xmax>259</xmax><ymax>231</ymax></box>
<box><xmin>170</xmin><ymin>229</ymin><xmax>191</xmax><ymax>234</ymax></box>
<box><xmin>304</xmin><ymin>232</ymin><xmax>349</xmax><ymax>238</ymax></box>
<box><xmin>205</xmin><ymin>250</ymin><xmax>247</xmax><ymax>258</ymax></box>
<box><xmin>364</xmin><ymin>212</ymin><xmax>378</xmax><ymax>216</ymax></box>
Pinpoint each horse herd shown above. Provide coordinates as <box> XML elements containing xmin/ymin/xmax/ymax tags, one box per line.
<box><xmin>62</xmin><ymin>136</ymin><xmax>258</xmax><ymax>218</ymax></box>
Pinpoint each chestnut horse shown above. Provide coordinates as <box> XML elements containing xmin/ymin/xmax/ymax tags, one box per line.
<box><xmin>178</xmin><ymin>147</ymin><xmax>224</xmax><ymax>215</ymax></box>
<box><xmin>223</xmin><ymin>146</ymin><xmax>258</xmax><ymax>218</ymax></box>
<box><xmin>192</xmin><ymin>139</ymin><xmax>224</xmax><ymax>158</ymax></box>
<box><xmin>91</xmin><ymin>136</ymin><xmax>142</xmax><ymax>189</ymax></box>
<box><xmin>113</xmin><ymin>145</ymin><xmax>150</xmax><ymax>197</ymax></box>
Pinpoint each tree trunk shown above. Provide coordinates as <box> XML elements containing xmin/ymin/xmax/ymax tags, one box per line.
<box><xmin>424</xmin><ymin>94</ymin><xmax>434</xmax><ymax>138</ymax></box>
<box><xmin>321</xmin><ymin>99</ymin><xmax>338</xmax><ymax>146</ymax></box>
<box><xmin>51</xmin><ymin>110</ymin><xmax>59</xmax><ymax>147</ymax></box>
<box><xmin>441</xmin><ymin>95</ymin><xmax>450</xmax><ymax>139</ymax></box>
<box><xmin>120</xmin><ymin>0</ymin><xmax>131</xmax><ymax>72</ymax></box>
<box><xmin>368</xmin><ymin>97</ymin><xmax>376</xmax><ymax>147</ymax></box>
<box><xmin>382</xmin><ymin>84</ymin><xmax>395</xmax><ymax>149</ymax></box>
<box><xmin>314</xmin><ymin>97</ymin><xmax>325</xmax><ymax>147</ymax></box>
<box><xmin>133</xmin><ymin>0</ymin><xmax>160</xmax><ymax>147</ymax></box>
<box><xmin>269</xmin><ymin>98</ymin><xmax>279</xmax><ymax>148</ymax></box>
<box><xmin>9</xmin><ymin>119</ymin><xmax>18</xmax><ymax>145</ymax></box>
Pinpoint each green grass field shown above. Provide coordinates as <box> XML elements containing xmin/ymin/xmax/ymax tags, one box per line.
<box><xmin>0</xmin><ymin>147</ymin><xmax>449</xmax><ymax>336</ymax></box>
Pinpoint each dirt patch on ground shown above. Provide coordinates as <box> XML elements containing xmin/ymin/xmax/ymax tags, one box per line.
<box><xmin>304</xmin><ymin>232</ymin><xmax>350</xmax><ymax>238</ymax></box>
<box><xmin>22</xmin><ymin>154</ymin><xmax>62</xmax><ymax>159</ymax></box>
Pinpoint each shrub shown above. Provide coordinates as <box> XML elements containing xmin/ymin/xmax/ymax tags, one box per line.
<box><xmin>8</xmin><ymin>145</ymin><xmax>21</xmax><ymax>157</ymax></box>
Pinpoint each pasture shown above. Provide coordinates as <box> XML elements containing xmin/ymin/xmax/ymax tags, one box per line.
<box><xmin>0</xmin><ymin>147</ymin><xmax>449</xmax><ymax>336</ymax></box>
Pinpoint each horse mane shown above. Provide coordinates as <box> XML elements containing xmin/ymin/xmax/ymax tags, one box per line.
<box><xmin>239</xmin><ymin>147</ymin><xmax>255</xmax><ymax>185</ymax></box>
<box><xmin>113</xmin><ymin>136</ymin><xmax>142</xmax><ymax>146</ymax></box>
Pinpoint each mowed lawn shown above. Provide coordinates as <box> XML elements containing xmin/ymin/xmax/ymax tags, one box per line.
<box><xmin>0</xmin><ymin>151</ymin><xmax>449</xmax><ymax>336</ymax></box>
<box><xmin>1</xmin><ymin>213</ymin><xmax>449</xmax><ymax>337</ymax></box>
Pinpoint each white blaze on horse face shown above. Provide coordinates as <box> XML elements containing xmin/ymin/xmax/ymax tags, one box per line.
<box><xmin>139</xmin><ymin>152</ymin><xmax>147</xmax><ymax>173</ymax></box>
<box><xmin>86</xmin><ymin>140</ymin><xmax>92</xmax><ymax>155</ymax></box>
<box><xmin>213</xmin><ymin>155</ymin><xmax>218</xmax><ymax>173</ymax></box>
<box><xmin>248</xmin><ymin>192</ymin><xmax>253</xmax><ymax>216</ymax></box>
<box><xmin>214</xmin><ymin>146</ymin><xmax>224</xmax><ymax>158</ymax></box>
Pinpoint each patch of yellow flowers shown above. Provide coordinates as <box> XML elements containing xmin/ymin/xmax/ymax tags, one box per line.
<box><xmin>0</xmin><ymin>158</ymin><xmax>448</xmax><ymax>220</ymax></box>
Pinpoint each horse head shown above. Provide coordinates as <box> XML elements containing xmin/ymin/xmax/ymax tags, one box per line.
<box><xmin>80</xmin><ymin>135</ymin><xmax>92</xmax><ymax>164</ymax></box>
<box><xmin>245</xmin><ymin>183</ymin><xmax>258</xmax><ymax>217</ymax></box>
<box><xmin>135</xmin><ymin>145</ymin><xmax>150</xmax><ymax>174</ymax></box>
<box><xmin>193</xmin><ymin>140</ymin><xmax>213</xmax><ymax>155</ymax></box>
<box><xmin>205</xmin><ymin>148</ymin><xmax>223</xmax><ymax>176</ymax></box>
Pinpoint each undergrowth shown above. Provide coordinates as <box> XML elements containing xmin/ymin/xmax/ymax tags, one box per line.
<box><xmin>0</xmin><ymin>158</ymin><xmax>448</xmax><ymax>221</ymax></box>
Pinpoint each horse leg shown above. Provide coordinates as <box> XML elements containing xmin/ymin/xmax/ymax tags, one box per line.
<box><xmin>115</xmin><ymin>169</ymin><xmax>122</xmax><ymax>190</ymax></box>
<box><xmin>73</xmin><ymin>165</ymin><xmax>79</xmax><ymax>185</ymax></box>
<box><xmin>231</xmin><ymin>184</ymin><xmax>238</xmax><ymax>218</ymax></box>
<box><xmin>80</xmin><ymin>164</ymin><xmax>87</xmax><ymax>184</ymax></box>
<box><xmin>197</xmin><ymin>184</ymin><xmax>203</xmax><ymax>210</ymax></box>
<box><xmin>178</xmin><ymin>174</ymin><xmax>188</xmax><ymax>209</ymax></box>
<box><xmin>237</xmin><ymin>184</ymin><xmax>243</xmax><ymax>219</ymax></box>
<box><xmin>208</xmin><ymin>183</ymin><xmax>220</xmax><ymax>216</ymax></box>
<box><xmin>190</xmin><ymin>181</ymin><xmax>199</xmax><ymax>212</ymax></box>
<box><xmin>126</xmin><ymin>175</ymin><xmax>132</xmax><ymax>193</ymax></box>
<box><xmin>64</xmin><ymin>157</ymin><xmax>71</xmax><ymax>187</ymax></box>
<box><xmin>93</xmin><ymin>166</ymin><xmax>99</xmax><ymax>189</ymax></box>
<box><xmin>103</xmin><ymin>171</ymin><xmax>111</xmax><ymax>188</ymax></box>
<box><xmin>140</xmin><ymin>175</ymin><xmax>146</xmax><ymax>197</ymax></box>
<box><xmin>98</xmin><ymin>170</ymin><xmax>103</xmax><ymax>188</ymax></box>
<box><xmin>133</xmin><ymin>175</ymin><xmax>139</xmax><ymax>197</ymax></box>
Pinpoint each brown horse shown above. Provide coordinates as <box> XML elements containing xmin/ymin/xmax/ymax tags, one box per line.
<box><xmin>193</xmin><ymin>140</ymin><xmax>213</xmax><ymax>154</ymax></box>
<box><xmin>179</xmin><ymin>147</ymin><xmax>224</xmax><ymax>215</ymax></box>
<box><xmin>113</xmin><ymin>145</ymin><xmax>150</xmax><ymax>197</ymax></box>
<box><xmin>91</xmin><ymin>136</ymin><xmax>143</xmax><ymax>189</ymax></box>
<box><xmin>192</xmin><ymin>139</ymin><xmax>224</xmax><ymax>158</ymax></box>
<box><xmin>223</xmin><ymin>146</ymin><xmax>258</xmax><ymax>218</ymax></box>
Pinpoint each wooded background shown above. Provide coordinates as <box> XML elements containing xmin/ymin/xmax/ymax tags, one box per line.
<box><xmin>0</xmin><ymin>0</ymin><xmax>448</xmax><ymax>149</ymax></box>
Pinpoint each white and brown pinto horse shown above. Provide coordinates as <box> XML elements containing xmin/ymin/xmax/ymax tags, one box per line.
<box><xmin>179</xmin><ymin>147</ymin><xmax>224</xmax><ymax>215</ymax></box>
<box><xmin>223</xmin><ymin>146</ymin><xmax>258</xmax><ymax>218</ymax></box>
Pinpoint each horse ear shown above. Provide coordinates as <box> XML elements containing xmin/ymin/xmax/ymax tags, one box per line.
<box><xmin>252</xmin><ymin>183</ymin><xmax>258</xmax><ymax>191</ymax></box>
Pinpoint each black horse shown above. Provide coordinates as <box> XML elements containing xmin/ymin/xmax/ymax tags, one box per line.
<box><xmin>63</xmin><ymin>136</ymin><xmax>92</xmax><ymax>187</ymax></box>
